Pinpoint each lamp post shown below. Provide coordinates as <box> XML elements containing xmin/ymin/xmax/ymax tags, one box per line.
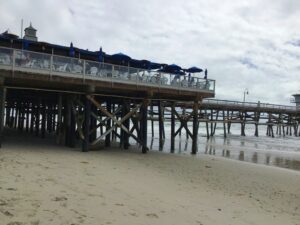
<box><xmin>243</xmin><ymin>88</ymin><xmax>249</xmax><ymax>102</ymax></box>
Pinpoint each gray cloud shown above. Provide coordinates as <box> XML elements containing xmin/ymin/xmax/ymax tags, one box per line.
<box><xmin>0</xmin><ymin>0</ymin><xmax>299</xmax><ymax>105</ymax></box>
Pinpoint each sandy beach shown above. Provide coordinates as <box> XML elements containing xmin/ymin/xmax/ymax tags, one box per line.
<box><xmin>0</xmin><ymin>134</ymin><xmax>300</xmax><ymax>225</ymax></box>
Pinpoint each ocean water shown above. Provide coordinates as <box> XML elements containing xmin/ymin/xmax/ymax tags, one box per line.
<box><xmin>144</xmin><ymin>121</ymin><xmax>300</xmax><ymax>171</ymax></box>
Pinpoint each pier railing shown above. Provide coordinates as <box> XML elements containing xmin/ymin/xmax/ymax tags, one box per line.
<box><xmin>203</xmin><ymin>99</ymin><xmax>297</xmax><ymax>112</ymax></box>
<box><xmin>0</xmin><ymin>47</ymin><xmax>215</xmax><ymax>93</ymax></box>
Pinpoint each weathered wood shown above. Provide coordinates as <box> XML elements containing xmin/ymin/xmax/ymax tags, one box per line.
<box><xmin>35</xmin><ymin>99</ymin><xmax>40</xmax><ymax>137</ymax></box>
<box><xmin>123</xmin><ymin>101</ymin><xmax>130</xmax><ymax>149</ymax></box>
<box><xmin>82</xmin><ymin>95</ymin><xmax>91</xmax><ymax>152</ymax></box>
<box><xmin>158</xmin><ymin>100</ymin><xmax>165</xmax><ymax>148</ymax></box>
<box><xmin>141</xmin><ymin>99</ymin><xmax>148</xmax><ymax>153</ymax></box>
<box><xmin>170</xmin><ymin>102</ymin><xmax>175</xmax><ymax>153</ymax></box>
<box><xmin>0</xmin><ymin>86</ymin><xmax>6</xmax><ymax>148</ymax></box>
<box><xmin>41</xmin><ymin>100</ymin><xmax>46</xmax><ymax>138</ymax></box>
<box><xmin>25</xmin><ymin>102</ymin><xmax>30</xmax><ymax>132</ymax></box>
<box><xmin>222</xmin><ymin>110</ymin><xmax>226</xmax><ymax>138</ymax></box>
<box><xmin>151</xmin><ymin>102</ymin><xmax>154</xmax><ymax>137</ymax></box>
<box><xmin>191</xmin><ymin>100</ymin><xmax>199</xmax><ymax>154</ymax></box>
<box><xmin>69</xmin><ymin>100</ymin><xmax>76</xmax><ymax>147</ymax></box>
<box><xmin>105</xmin><ymin>99</ymin><xmax>111</xmax><ymax>147</ymax></box>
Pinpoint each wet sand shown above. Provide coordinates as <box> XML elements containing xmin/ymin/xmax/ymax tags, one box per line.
<box><xmin>0</xmin><ymin>134</ymin><xmax>300</xmax><ymax>225</ymax></box>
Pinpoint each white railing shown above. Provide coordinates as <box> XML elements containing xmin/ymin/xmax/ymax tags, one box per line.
<box><xmin>0</xmin><ymin>47</ymin><xmax>215</xmax><ymax>93</ymax></box>
<box><xmin>203</xmin><ymin>99</ymin><xmax>297</xmax><ymax>112</ymax></box>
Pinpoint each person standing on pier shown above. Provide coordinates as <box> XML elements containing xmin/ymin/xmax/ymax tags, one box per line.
<box><xmin>204</xmin><ymin>69</ymin><xmax>208</xmax><ymax>79</ymax></box>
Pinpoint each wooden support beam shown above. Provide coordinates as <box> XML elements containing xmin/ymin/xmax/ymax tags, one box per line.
<box><xmin>222</xmin><ymin>110</ymin><xmax>226</xmax><ymax>138</ymax></box>
<box><xmin>170</xmin><ymin>102</ymin><xmax>175</xmax><ymax>153</ymax></box>
<box><xmin>64</xmin><ymin>96</ymin><xmax>71</xmax><ymax>146</ymax></box>
<box><xmin>254</xmin><ymin>111</ymin><xmax>260</xmax><ymax>137</ymax></box>
<box><xmin>41</xmin><ymin>100</ymin><xmax>46</xmax><ymax>138</ymax></box>
<box><xmin>35</xmin><ymin>98</ymin><xmax>40</xmax><ymax>137</ymax></box>
<box><xmin>56</xmin><ymin>94</ymin><xmax>63</xmax><ymax>144</ymax></box>
<box><xmin>151</xmin><ymin>102</ymin><xmax>154</xmax><ymax>137</ymax></box>
<box><xmin>82</xmin><ymin>95</ymin><xmax>91</xmax><ymax>152</ymax></box>
<box><xmin>212</xmin><ymin>110</ymin><xmax>219</xmax><ymax>136</ymax></box>
<box><xmin>141</xmin><ymin>99</ymin><xmax>149</xmax><ymax>153</ymax></box>
<box><xmin>69</xmin><ymin>100</ymin><xmax>76</xmax><ymax>147</ymax></box>
<box><xmin>105</xmin><ymin>99</ymin><xmax>112</xmax><ymax>147</ymax></box>
<box><xmin>30</xmin><ymin>103</ymin><xmax>34</xmax><ymax>134</ymax></box>
<box><xmin>191</xmin><ymin>100</ymin><xmax>199</xmax><ymax>154</ymax></box>
<box><xmin>123</xmin><ymin>101</ymin><xmax>130</xmax><ymax>149</ymax></box>
<box><xmin>158</xmin><ymin>100</ymin><xmax>165</xmax><ymax>148</ymax></box>
<box><xmin>205</xmin><ymin>109</ymin><xmax>209</xmax><ymax>139</ymax></box>
<box><xmin>25</xmin><ymin>102</ymin><xmax>30</xmax><ymax>132</ymax></box>
<box><xmin>0</xmin><ymin>86</ymin><xmax>6</xmax><ymax>148</ymax></box>
<box><xmin>90</xmin><ymin>104</ymin><xmax>97</xmax><ymax>142</ymax></box>
<box><xmin>210</xmin><ymin>109</ymin><xmax>213</xmax><ymax>137</ymax></box>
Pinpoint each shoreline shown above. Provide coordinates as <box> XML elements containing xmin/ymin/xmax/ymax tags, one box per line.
<box><xmin>0</xmin><ymin>137</ymin><xmax>299</xmax><ymax>225</ymax></box>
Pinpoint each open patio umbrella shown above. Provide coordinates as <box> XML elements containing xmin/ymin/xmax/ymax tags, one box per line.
<box><xmin>111</xmin><ymin>53</ymin><xmax>131</xmax><ymax>65</ymax></box>
<box><xmin>130</xmin><ymin>59</ymin><xmax>163</xmax><ymax>70</ymax></box>
<box><xmin>185</xmin><ymin>66</ymin><xmax>203</xmax><ymax>73</ymax></box>
<box><xmin>160</xmin><ymin>64</ymin><xmax>184</xmax><ymax>75</ymax></box>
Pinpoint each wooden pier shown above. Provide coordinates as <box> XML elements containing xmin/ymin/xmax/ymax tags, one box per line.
<box><xmin>0</xmin><ymin>44</ymin><xmax>299</xmax><ymax>155</ymax></box>
<box><xmin>0</xmin><ymin>45</ymin><xmax>215</xmax><ymax>153</ymax></box>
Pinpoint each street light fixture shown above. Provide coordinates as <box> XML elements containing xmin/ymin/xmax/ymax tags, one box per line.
<box><xmin>243</xmin><ymin>88</ymin><xmax>249</xmax><ymax>102</ymax></box>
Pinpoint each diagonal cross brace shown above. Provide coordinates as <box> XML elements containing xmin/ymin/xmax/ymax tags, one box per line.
<box><xmin>174</xmin><ymin>109</ymin><xmax>194</xmax><ymax>138</ymax></box>
<box><xmin>86</xmin><ymin>95</ymin><xmax>142</xmax><ymax>146</ymax></box>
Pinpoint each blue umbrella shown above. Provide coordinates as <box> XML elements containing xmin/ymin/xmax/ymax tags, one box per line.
<box><xmin>130</xmin><ymin>59</ymin><xmax>150</xmax><ymax>69</ymax></box>
<box><xmin>165</xmin><ymin>64</ymin><xmax>182</xmax><ymax>71</ymax></box>
<box><xmin>149</xmin><ymin>62</ymin><xmax>163</xmax><ymax>70</ymax></box>
<box><xmin>130</xmin><ymin>59</ymin><xmax>163</xmax><ymax>70</ymax></box>
<box><xmin>185</xmin><ymin>66</ymin><xmax>203</xmax><ymax>73</ymax></box>
<box><xmin>69</xmin><ymin>42</ymin><xmax>75</xmax><ymax>57</ymax></box>
<box><xmin>111</xmin><ymin>53</ymin><xmax>131</xmax><ymax>64</ymax></box>
<box><xmin>160</xmin><ymin>64</ymin><xmax>184</xmax><ymax>75</ymax></box>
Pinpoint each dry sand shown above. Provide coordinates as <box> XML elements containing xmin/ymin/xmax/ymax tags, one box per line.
<box><xmin>0</xmin><ymin>134</ymin><xmax>300</xmax><ymax>225</ymax></box>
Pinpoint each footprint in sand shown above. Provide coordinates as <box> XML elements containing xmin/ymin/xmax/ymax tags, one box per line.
<box><xmin>129</xmin><ymin>212</ymin><xmax>138</xmax><ymax>217</ymax></box>
<box><xmin>1</xmin><ymin>209</ymin><xmax>14</xmax><ymax>217</ymax></box>
<box><xmin>7</xmin><ymin>222</ymin><xmax>23</xmax><ymax>225</ymax></box>
<box><xmin>0</xmin><ymin>199</ymin><xmax>7</xmax><ymax>206</ymax></box>
<box><xmin>115</xmin><ymin>203</ymin><xmax>124</xmax><ymax>206</ymax></box>
<box><xmin>6</xmin><ymin>188</ymin><xmax>17</xmax><ymax>191</ymax></box>
<box><xmin>146</xmin><ymin>213</ymin><xmax>159</xmax><ymax>218</ymax></box>
<box><xmin>52</xmin><ymin>196</ymin><xmax>68</xmax><ymax>201</ymax></box>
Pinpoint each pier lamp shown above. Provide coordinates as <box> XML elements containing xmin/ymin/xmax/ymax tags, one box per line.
<box><xmin>243</xmin><ymin>88</ymin><xmax>249</xmax><ymax>102</ymax></box>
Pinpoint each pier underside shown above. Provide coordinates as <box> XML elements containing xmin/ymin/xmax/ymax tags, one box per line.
<box><xmin>0</xmin><ymin>71</ymin><xmax>204</xmax><ymax>153</ymax></box>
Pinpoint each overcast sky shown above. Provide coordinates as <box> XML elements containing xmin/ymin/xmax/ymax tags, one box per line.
<box><xmin>0</xmin><ymin>0</ymin><xmax>299</xmax><ymax>104</ymax></box>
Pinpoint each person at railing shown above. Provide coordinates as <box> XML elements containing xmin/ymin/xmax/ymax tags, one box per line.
<box><xmin>189</xmin><ymin>77</ymin><xmax>196</xmax><ymax>87</ymax></box>
<box><xmin>204</xmin><ymin>69</ymin><xmax>207</xmax><ymax>79</ymax></box>
<box><xmin>181</xmin><ymin>76</ymin><xmax>188</xmax><ymax>87</ymax></box>
<box><xmin>171</xmin><ymin>74</ymin><xmax>180</xmax><ymax>86</ymax></box>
